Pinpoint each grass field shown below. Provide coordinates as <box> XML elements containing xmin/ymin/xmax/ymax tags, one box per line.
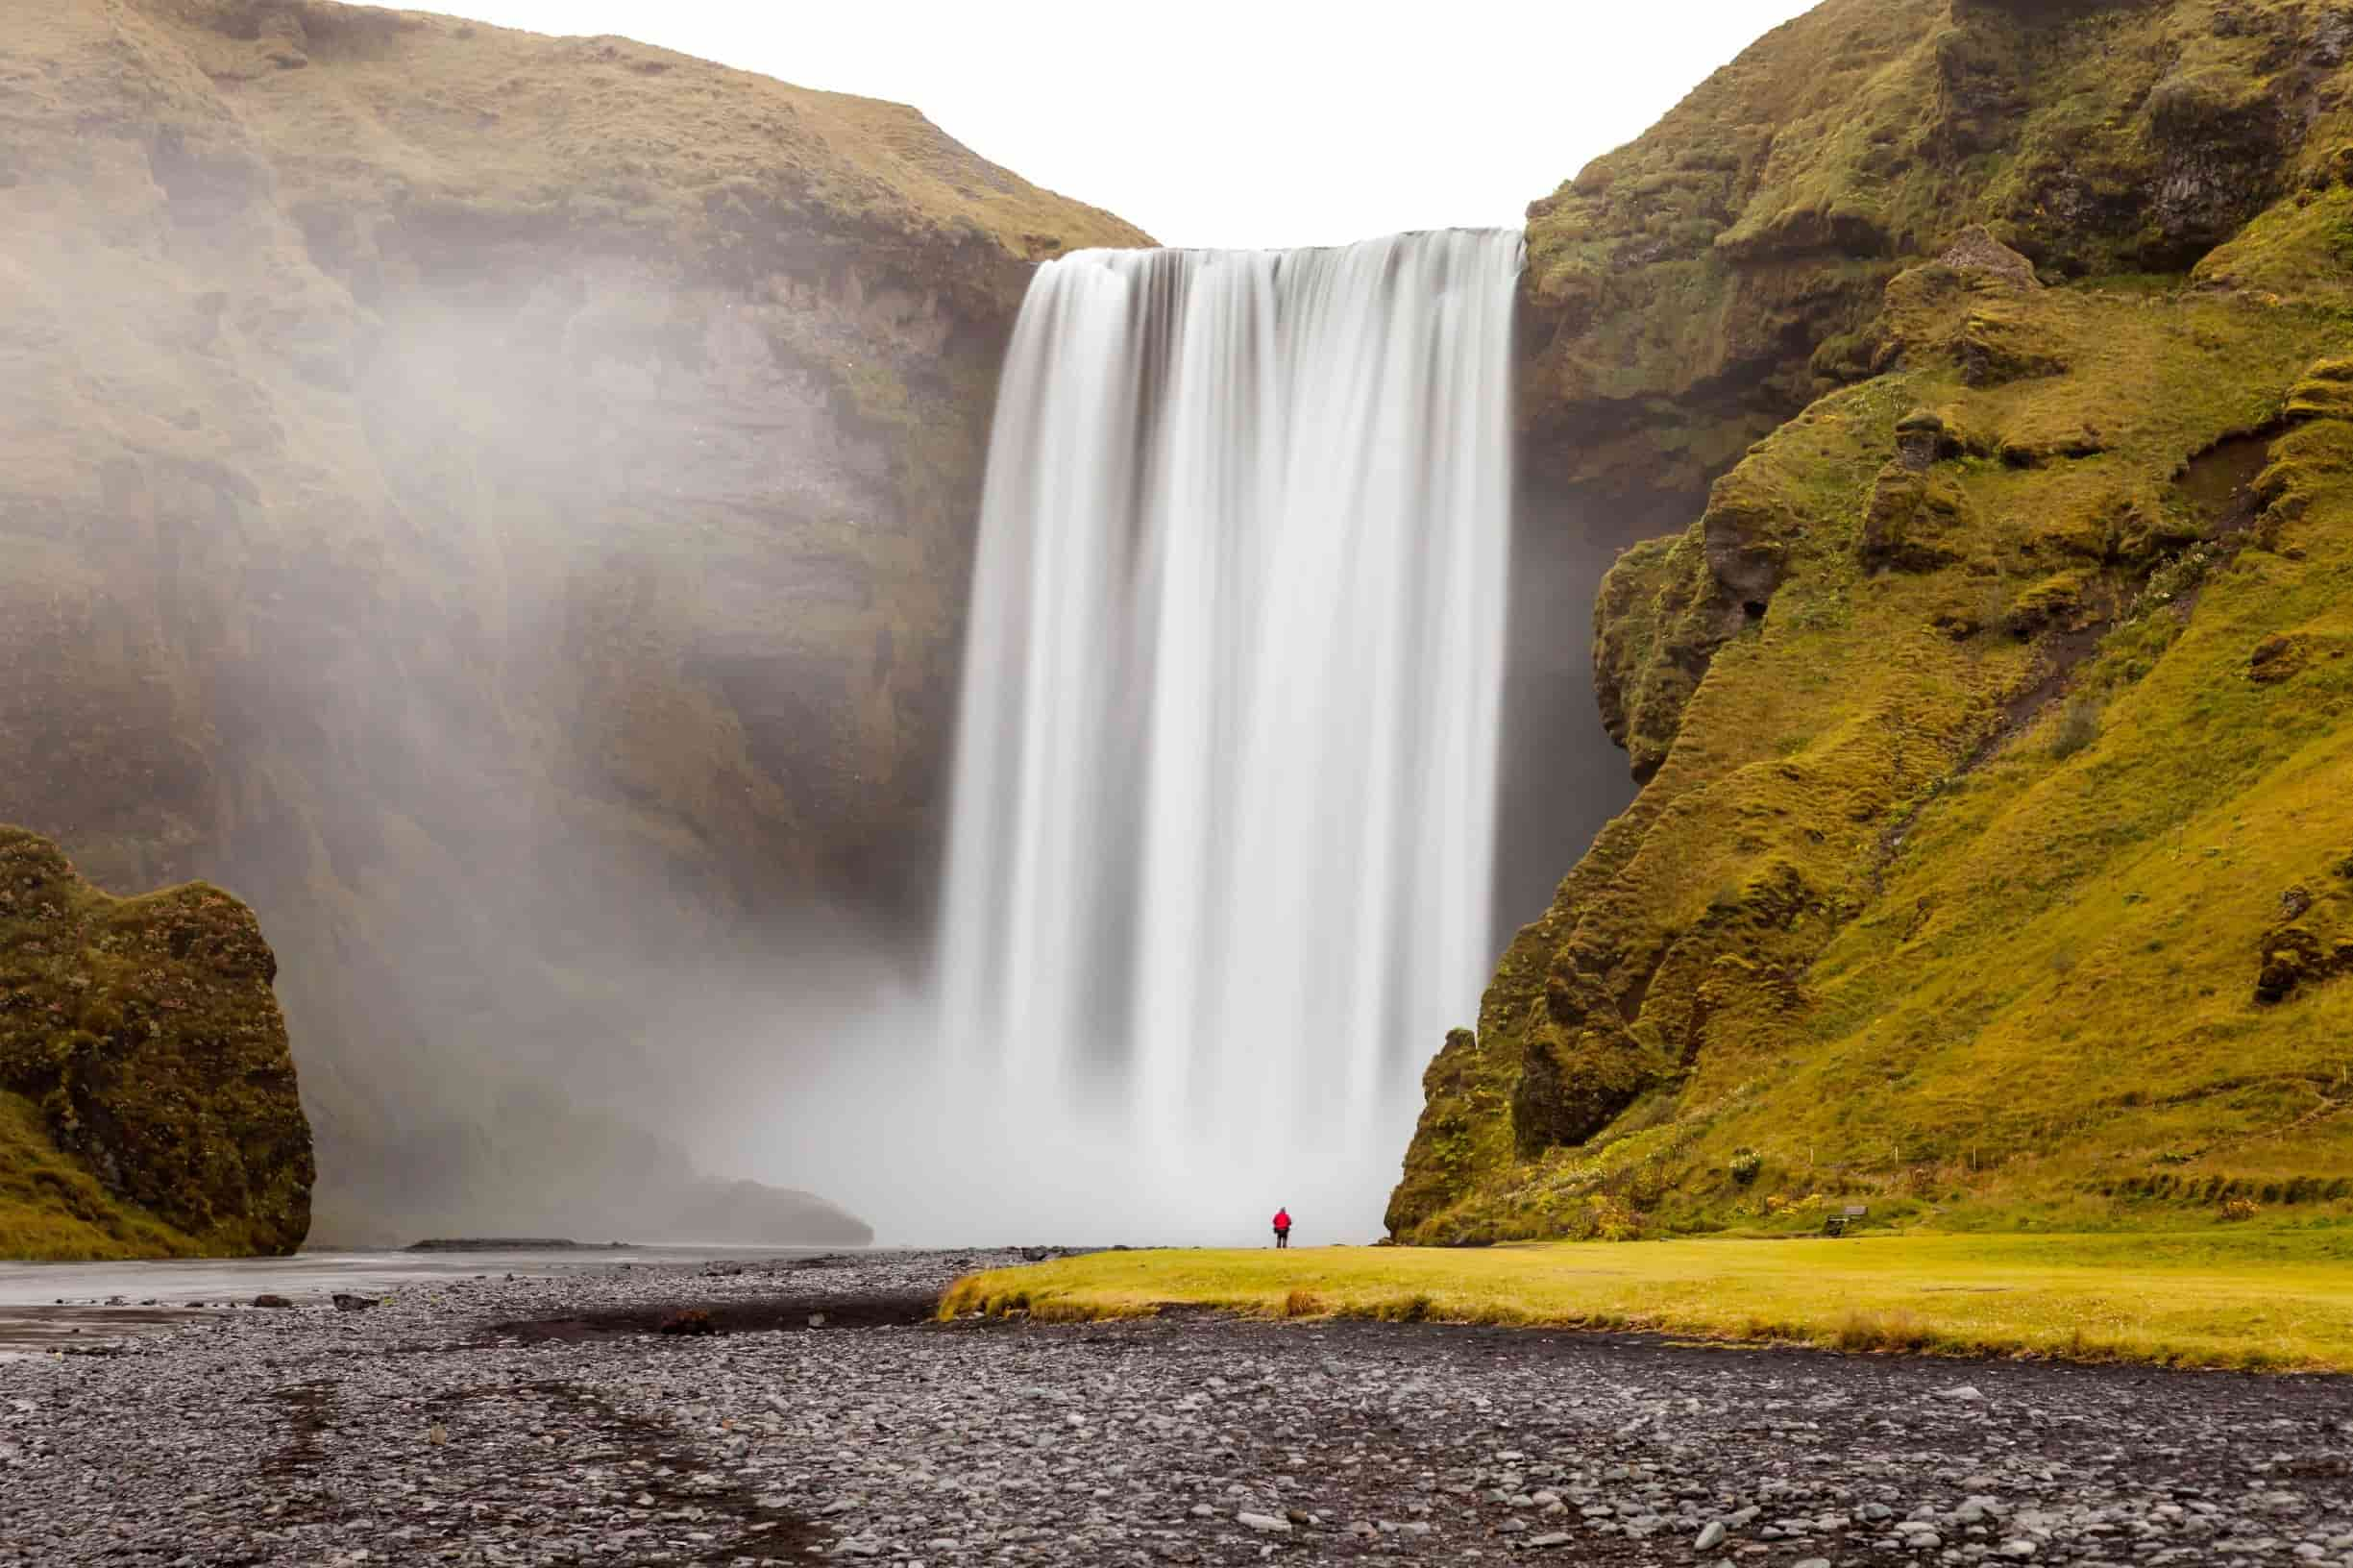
<box><xmin>939</xmin><ymin>1230</ymin><xmax>2353</xmax><ymax>1372</ymax></box>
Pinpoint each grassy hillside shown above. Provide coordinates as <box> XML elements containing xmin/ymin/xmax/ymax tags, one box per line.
<box><xmin>0</xmin><ymin>827</ymin><xmax>311</xmax><ymax>1257</ymax></box>
<box><xmin>1396</xmin><ymin>0</ymin><xmax>2353</xmax><ymax>1243</ymax></box>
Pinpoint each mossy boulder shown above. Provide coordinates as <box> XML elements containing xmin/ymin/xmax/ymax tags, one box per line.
<box><xmin>1895</xmin><ymin>405</ymin><xmax>1966</xmax><ymax>470</ymax></box>
<box><xmin>2285</xmin><ymin>359</ymin><xmax>2353</xmax><ymax>423</ymax></box>
<box><xmin>1881</xmin><ymin>251</ymin><xmax>2069</xmax><ymax>388</ymax></box>
<box><xmin>1592</xmin><ymin>537</ymin><xmax>1701</xmax><ymax>782</ymax></box>
<box><xmin>0</xmin><ymin>827</ymin><xmax>312</xmax><ymax>1257</ymax></box>
<box><xmin>2247</xmin><ymin>631</ymin><xmax>2312</xmax><ymax>683</ymax></box>
<box><xmin>2255</xmin><ymin>881</ymin><xmax>2353</xmax><ymax>1003</ymax></box>
<box><xmin>1957</xmin><ymin>302</ymin><xmax>2072</xmax><ymax>388</ymax></box>
<box><xmin>2008</xmin><ymin>572</ymin><xmax>2090</xmax><ymax>633</ymax></box>
<box><xmin>1863</xmin><ymin>463</ymin><xmax>1973</xmax><ymax>573</ymax></box>
<box><xmin>1935</xmin><ymin>225</ymin><xmax>2044</xmax><ymax>289</ymax></box>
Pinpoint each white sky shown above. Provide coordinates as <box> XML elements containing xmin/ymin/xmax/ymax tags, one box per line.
<box><xmin>429</xmin><ymin>1</ymin><xmax>1820</xmax><ymax>249</ymax></box>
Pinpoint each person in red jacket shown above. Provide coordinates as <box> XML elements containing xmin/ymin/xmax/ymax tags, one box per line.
<box><xmin>1271</xmin><ymin>1207</ymin><xmax>1292</xmax><ymax>1249</ymax></box>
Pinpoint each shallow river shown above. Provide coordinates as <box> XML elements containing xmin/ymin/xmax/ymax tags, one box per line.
<box><xmin>0</xmin><ymin>1244</ymin><xmax>829</xmax><ymax>1356</ymax></box>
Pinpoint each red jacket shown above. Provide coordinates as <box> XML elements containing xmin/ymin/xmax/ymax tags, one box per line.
<box><xmin>1272</xmin><ymin>1210</ymin><xmax>1291</xmax><ymax>1230</ymax></box>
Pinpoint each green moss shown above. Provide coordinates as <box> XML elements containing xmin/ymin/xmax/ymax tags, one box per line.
<box><xmin>2196</xmin><ymin>187</ymin><xmax>2353</xmax><ymax>302</ymax></box>
<box><xmin>1520</xmin><ymin>0</ymin><xmax>2353</xmax><ymax>505</ymax></box>
<box><xmin>0</xmin><ymin>1091</ymin><xmax>194</xmax><ymax>1260</ymax></box>
<box><xmin>1862</xmin><ymin>462</ymin><xmax>1973</xmax><ymax>572</ymax></box>
<box><xmin>2011</xmin><ymin>572</ymin><xmax>2088</xmax><ymax>631</ymax></box>
<box><xmin>1397</xmin><ymin>228</ymin><xmax>2353</xmax><ymax>1239</ymax></box>
<box><xmin>2282</xmin><ymin>357</ymin><xmax>2353</xmax><ymax>425</ymax></box>
<box><xmin>0</xmin><ymin>827</ymin><xmax>312</xmax><ymax>1258</ymax></box>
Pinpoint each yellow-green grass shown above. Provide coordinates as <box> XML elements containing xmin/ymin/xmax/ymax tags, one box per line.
<box><xmin>941</xmin><ymin>1232</ymin><xmax>2353</xmax><ymax>1373</ymax></box>
<box><xmin>0</xmin><ymin>828</ymin><xmax>313</xmax><ymax>1259</ymax></box>
<box><xmin>1396</xmin><ymin>265</ymin><xmax>2353</xmax><ymax>1246</ymax></box>
<box><xmin>0</xmin><ymin>1091</ymin><xmax>198</xmax><ymax>1262</ymax></box>
<box><xmin>1517</xmin><ymin>0</ymin><xmax>2353</xmax><ymax>503</ymax></box>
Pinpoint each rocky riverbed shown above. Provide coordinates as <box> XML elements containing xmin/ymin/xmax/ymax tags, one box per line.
<box><xmin>2</xmin><ymin>1249</ymin><xmax>2348</xmax><ymax>1565</ymax></box>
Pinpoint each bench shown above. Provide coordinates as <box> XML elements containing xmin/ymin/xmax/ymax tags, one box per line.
<box><xmin>1822</xmin><ymin>1204</ymin><xmax>1869</xmax><ymax>1237</ymax></box>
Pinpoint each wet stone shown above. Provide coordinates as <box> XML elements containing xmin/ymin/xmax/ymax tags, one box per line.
<box><xmin>2</xmin><ymin>1250</ymin><xmax>2350</xmax><ymax>1565</ymax></box>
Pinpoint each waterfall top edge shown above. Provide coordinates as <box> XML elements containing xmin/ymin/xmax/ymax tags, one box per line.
<box><xmin>1044</xmin><ymin>226</ymin><xmax>1525</xmax><ymax>263</ymax></box>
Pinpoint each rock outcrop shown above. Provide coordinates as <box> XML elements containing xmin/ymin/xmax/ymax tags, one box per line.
<box><xmin>1395</xmin><ymin>0</ymin><xmax>2353</xmax><ymax>1242</ymax></box>
<box><xmin>0</xmin><ymin>1</ymin><xmax>1145</xmax><ymax>1241</ymax></box>
<box><xmin>1517</xmin><ymin>0</ymin><xmax>2349</xmax><ymax>511</ymax></box>
<box><xmin>0</xmin><ymin>827</ymin><xmax>312</xmax><ymax>1258</ymax></box>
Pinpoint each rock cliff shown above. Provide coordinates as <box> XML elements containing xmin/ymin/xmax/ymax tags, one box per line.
<box><xmin>0</xmin><ymin>0</ymin><xmax>1145</xmax><ymax>1242</ymax></box>
<box><xmin>1396</xmin><ymin>0</ymin><xmax>2353</xmax><ymax>1241</ymax></box>
<box><xmin>1518</xmin><ymin>0</ymin><xmax>2343</xmax><ymax>511</ymax></box>
<box><xmin>0</xmin><ymin>826</ymin><xmax>311</xmax><ymax>1258</ymax></box>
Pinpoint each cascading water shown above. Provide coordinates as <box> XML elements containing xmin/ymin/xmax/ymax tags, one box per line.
<box><xmin>933</xmin><ymin>230</ymin><xmax>1522</xmax><ymax>1242</ymax></box>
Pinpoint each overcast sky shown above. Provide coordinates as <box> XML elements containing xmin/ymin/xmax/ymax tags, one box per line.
<box><xmin>430</xmin><ymin>1</ymin><xmax>1819</xmax><ymax>249</ymax></box>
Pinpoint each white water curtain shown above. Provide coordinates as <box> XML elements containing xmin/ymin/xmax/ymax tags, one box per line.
<box><xmin>935</xmin><ymin>230</ymin><xmax>1522</xmax><ymax>1239</ymax></box>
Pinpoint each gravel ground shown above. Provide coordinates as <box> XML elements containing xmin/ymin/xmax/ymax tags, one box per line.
<box><xmin>2</xmin><ymin>1249</ymin><xmax>2349</xmax><ymax>1566</ymax></box>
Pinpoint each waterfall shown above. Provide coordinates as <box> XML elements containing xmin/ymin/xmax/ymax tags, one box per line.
<box><xmin>934</xmin><ymin>229</ymin><xmax>1522</xmax><ymax>1241</ymax></box>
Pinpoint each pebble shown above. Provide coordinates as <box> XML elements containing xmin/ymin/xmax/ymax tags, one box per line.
<box><xmin>1</xmin><ymin>1249</ymin><xmax>2348</xmax><ymax>1565</ymax></box>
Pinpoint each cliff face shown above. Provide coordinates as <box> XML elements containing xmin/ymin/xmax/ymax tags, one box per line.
<box><xmin>1395</xmin><ymin>0</ymin><xmax>2353</xmax><ymax>1242</ymax></box>
<box><xmin>1518</xmin><ymin>0</ymin><xmax>2343</xmax><ymax>514</ymax></box>
<box><xmin>0</xmin><ymin>827</ymin><xmax>311</xmax><ymax>1259</ymax></box>
<box><xmin>0</xmin><ymin>0</ymin><xmax>1145</xmax><ymax>1241</ymax></box>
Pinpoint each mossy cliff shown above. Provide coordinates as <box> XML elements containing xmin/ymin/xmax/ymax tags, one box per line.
<box><xmin>0</xmin><ymin>827</ymin><xmax>311</xmax><ymax>1259</ymax></box>
<box><xmin>1</xmin><ymin>1</ymin><xmax>1143</xmax><ymax>1242</ymax></box>
<box><xmin>1519</xmin><ymin>0</ymin><xmax>2353</xmax><ymax>512</ymax></box>
<box><xmin>1395</xmin><ymin>0</ymin><xmax>2353</xmax><ymax>1242</ymax></box>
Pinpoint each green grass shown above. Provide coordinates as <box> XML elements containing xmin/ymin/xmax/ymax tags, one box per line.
<box><xmin>942</xmin><ymin>1231</ymin><xmax>2353</xmax><ymax>1372</ymax></box>
<box><xmin>1398</xmin><ymin>257</ymin><xmax>2353</xmax><ymax>1246</ymax></box>
<box><xmin>0</xmin><ymin>1091</ymin><xmax>196</xmax><ymax>1261</ymax></box>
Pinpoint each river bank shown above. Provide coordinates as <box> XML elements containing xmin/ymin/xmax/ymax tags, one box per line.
<box><xmin>2</xmin><ymin>1249</ymin><xmax>2348</xmax><ymax>1565</ymax></box>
